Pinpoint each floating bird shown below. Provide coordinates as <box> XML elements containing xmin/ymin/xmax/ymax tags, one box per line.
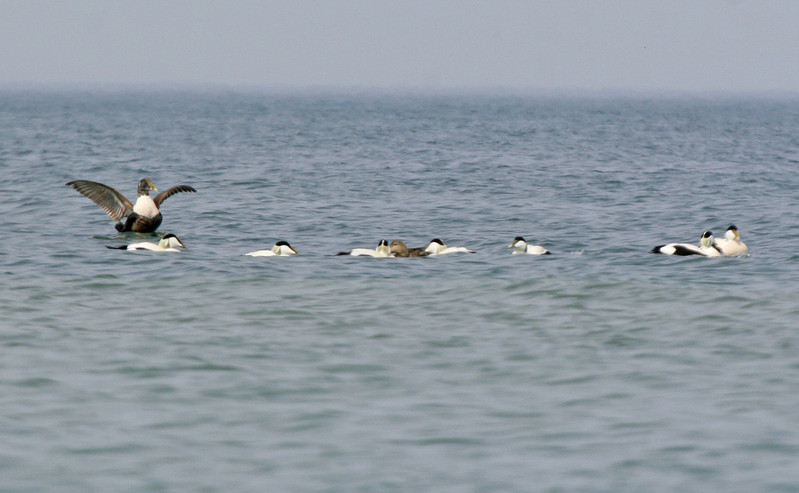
<box><xmin>245</xmin><ymin>241</ymin><xmax>299</xmax><ymax>257</ymax></box>
<box><xmin>389</xmin><ymin>240</ymin><xmax>429</xmax><ymax>257</ymax></box>
<box><xmin>337</xmin><ymin>240</ymin><xmax>392</xmax><ymax>257</ymax></box>
<box><xmin>66</xmin><ymin>177</ymin><xmax>196</xmax><ymax>233</ymax></box>
<box><xmin>106</xmin><ymin>233</ymin><xmax>186</xmax><ymax>252</ymax></box>
<box><xmin>652</xmin><ymin>230</ymin><xmax>722</xmax><ymax>257</ymax></box>
<box><xmin>713</xmin><ymin>225</ymin><xmax>748</xmax><ymax>256</ymax></box>
<box><xmin>423</xmin><ymin>238</ymin><xmax>474</xmax><ymax>255</ymax></box>
<box><xmin>509</xmin><ymin>236</ymin><xmax>550</xmax><ymax>255</ymax></box>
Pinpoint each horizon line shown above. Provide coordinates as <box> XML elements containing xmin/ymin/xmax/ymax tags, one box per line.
<box><xmin>2</xmin><ymin>82</ymin><xmax>799</xmax><ymax>100</ymax></box>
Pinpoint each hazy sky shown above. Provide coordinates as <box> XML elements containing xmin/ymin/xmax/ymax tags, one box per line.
<box><xmin>3</xmin><ymin>1</ymin><xmax>799</xmax><ymax>93</ymax></box>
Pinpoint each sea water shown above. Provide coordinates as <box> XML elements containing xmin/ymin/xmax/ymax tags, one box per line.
<box><xmin>1</xmin><ymin>90</ymin><xmax>799</xmax><ymax>492</ymax></box>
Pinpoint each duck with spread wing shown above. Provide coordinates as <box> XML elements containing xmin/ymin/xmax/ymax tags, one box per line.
<box><xmin>66</xmin><ymin>177</ymin><xmax>196</xmax><ymax>233</ymax></box>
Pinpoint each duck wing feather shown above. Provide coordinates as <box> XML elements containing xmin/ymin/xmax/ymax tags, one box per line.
<box><xmin>153</xmin><ymin>185</ymin><xmax>196</xmax><ymax>207</ymax></box>
<box><xmin>66</xmin><ymin>180</ymin><xmax>133</xmax><ymax>221</ymax></box>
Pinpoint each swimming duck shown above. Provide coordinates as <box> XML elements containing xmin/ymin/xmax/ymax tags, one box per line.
<box><xmin>509</xmin><ymin>236</ymin><xmax>551</xmax><ymax>255</ymax></box>
<box><xmin>389</xmin><ymin>240</ymin><xmax>429</xmax><ymax>257</ymax></box>
<box><xmin>245</xmin><ymin>241</ymin><xmax>299</xmax><ymax>257</ymax></box>
<box><xmin>712</xmin><ymin>225</ymin><xmax>748</xmax><ymax>256</ymax></box>
<box><xmin>423</xmin><ymin>238</ymin><xmax>475</xmax><ymax>255</ymax></box>
<box><xmin>651</xmin><ymin>231</ymin><xmax>722</xmax><ymax>257</ymax></box>
<box><xmin>106</xmin><ymin>233</ymin><xmax>186</xmax><ymax>252</ymax></box>
<box><xmin>337</xmin><ymin>240</ymin><xmax>392</xmax><ymax>257</ymax></box>
<box><xmin>66</xmin><ymin>177</ymin><xmax>196</xmax><ymax>233</ymax></box>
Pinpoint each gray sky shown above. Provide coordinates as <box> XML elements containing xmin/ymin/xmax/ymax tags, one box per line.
<box><xmin>3</xmin><ymin>0</ymin><xmax>799</xmax><ymax>93</ymax></box>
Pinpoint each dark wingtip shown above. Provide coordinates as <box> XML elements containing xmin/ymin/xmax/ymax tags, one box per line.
<box><xmin>106</xmin><ymin>245</ymin><xmax>127</xmax><ymax>250</ymax></box>
<box><xmin>651</xmin><ymin>245</ymin><xmax>664</xmax><ymax>254</ymax></box>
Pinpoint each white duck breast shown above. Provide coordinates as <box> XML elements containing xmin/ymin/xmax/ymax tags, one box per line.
<box><xmin>245</xmin><ymin>241</ymin><xmax>298</xmax><ymax>257</ymax></box>
<box><xmin>337</xmin><ymin>240</ymin><xmax>392</xmax><ymax>257</ymax></box>
<box><xmin>713</xmin><ymin>225</ymin><xmax>748</xmax><ymax>255</ymax></box>
<box><xmin>107</xmin><ymin>233</ymin><xmax>186</xmax><ymax>252</ymax></box>
<box><xmin>424</xmin><ymin>239</ymin><xmax>475</xmax><ymax>255</ymax></box>
<box><xmin>509</xmin><ymin>236</ymin><xmax>550</xmax><ymax>255</ymax></box>
<box><xmin>652</xmin><ymin>231</ymin><xmax>721</xmax><ymax>257</ymax></box>
<box><xmin>132</xmin><ymin>194</ymin><xmax>159</xmax><ymax>217</ymax></box>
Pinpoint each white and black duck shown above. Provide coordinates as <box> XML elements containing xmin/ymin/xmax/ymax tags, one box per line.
<box><xmin>245</xmin><ymin>240</ymin><xmax>299</xmax><ymax>257</ymax></box>
<box><xmin>423</xmin><ymin>238</ymin><xmax>474</xmax><ymax>255</ymax></box>
<box><xmin>509</xmin><ymin>236</ymin><xmax>550</xmax><ymax>255</ymax></box>
<box><xmin>107</xmin><ymin>233</ymin><xmax>187</xmax><ymax>252</ymax></box>
<box><xmin>712</xmin><ymin>225</ymin><xmax>748</xmax><ymax>256</ymax></box>
<box><xmin>652</xmin><ymin>231</ymin><xmax>722</xmax><ymax>257</ymax></box>
<box><xmin>336</xmin><ymin>240</ymin><xmax>392</xmax><ymax>257</ymax></box>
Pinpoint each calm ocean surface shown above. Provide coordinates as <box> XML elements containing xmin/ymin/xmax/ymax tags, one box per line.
<box><xmin>2</xmin><ymin>90</ymin><xmax>799</xmax><ymax>492</ymax></box>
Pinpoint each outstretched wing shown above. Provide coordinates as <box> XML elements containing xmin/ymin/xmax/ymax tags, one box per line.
<box><xmin>66</xmin><ymin>180</ymin><xmax>133</xmax><ymax>221</ymax></box>
<box><xmin>153</xmin><ymin>185</ymin><xmax>196</xmax><ymax>207</ymax></box>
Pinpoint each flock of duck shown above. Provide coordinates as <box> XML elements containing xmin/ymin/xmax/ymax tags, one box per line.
<box><xmin>66</xmin><ymin>177</ymin><xmax>749</xmax><ymax>258</ymax></box>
